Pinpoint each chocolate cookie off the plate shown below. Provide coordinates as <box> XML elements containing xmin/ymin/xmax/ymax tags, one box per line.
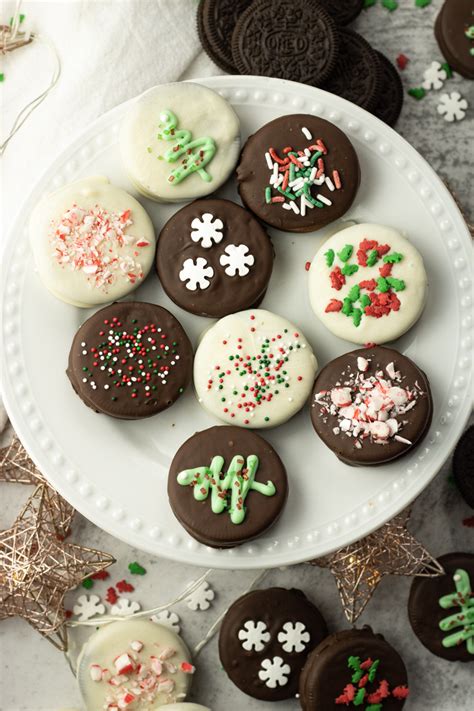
<box><xmin>193</xmin><ymin>309</ymin><xmax>318</xmax><ymax>428</ymax></box>
<box><xmin>308</xmin><ymin>223</ymin><xmax>427</xmax><ymax>344</ymax></box>
<box><xmin>317</xmin><ymin>0</ymin><xmax>364</xmax><ymax>27</ymax></box>
<box><xmin>231</xmin><ymin>0</ymin><xmax>339</xmax><ymax>86</ymax></box>
<box><xmin>67</xmin><ymin>301</ymin><xmax>192</xmax><ymax>419</ymax></box>
<box><xmin>372</xmin><ymin>51</ymin><xmax>404</xmax><ymax>127</ymax></box>
<box><xmin>197</xmin><ymin>0</ymin><xmax>253</xmax><ymax>74</ymax></box>
<box><xmin>435</xmin><ymin>0</ymin><xmax>474</xmax><ymax>80</ymax></box>
<box><xmin>453</xmin><ymin>426</ymin><xmax>474</xmax><ymax>508</ymax></box>
<box><xmin>408</xmin><ymin>552</ymin><xmax>474</xmax><ymax>662</ymax></box>
<box><xmin>237</xmin><ymin>114</ymin><xmax>360</xmax><ymax>233</ymax></box>
<box><xmin>299</xmin><ymin>628</ymin><xmax>409</xmax><ymax>710</ymax></box>
<box><xmin>156</xmin><ymin>198</ymin><xmax>274</xmax><ymax>318</ymax></box>
<box><xmin>219</xmin><ymin>587</ymin><xmax>328</xmax><ymax>701</ymax></box>
<box><xmin>310</xmin><ymin>346</ymin><xmax>433</xmax><ymax>466</ymax></box>
<box><xmin>168</xmin><ymin>426</ymin><xmax>288</xmax><ymax>548</ymax></box>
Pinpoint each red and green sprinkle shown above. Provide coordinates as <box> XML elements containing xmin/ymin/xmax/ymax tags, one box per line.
<box><xmin>335</xmin><ymin>656</ymin><xmax>409</xmax><ymax>709</ymax></box>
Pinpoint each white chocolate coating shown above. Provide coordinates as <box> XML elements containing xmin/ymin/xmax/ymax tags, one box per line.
<box><xmin>29</xmin><ymin>176</ymin><xmax>155</xmax><ymax>308</ymax></box>
<box><xmin>77</xmin><ymin>619</ymin><xmax>193</xmax><ymax>710</ymax></box>
<box><xmin>120</xmin><ymin>83</ymin><xmax>240</xmax><ymax>202</ymax></box>
<box><xmin>308</xmin><ymin>223</ymin><xmax>427</xmax><ymax>345</ymax></box>
<box><xmin>193</xmin><ymin>309</ymin><xmax>318</xmax><ymax>428</ymax></box>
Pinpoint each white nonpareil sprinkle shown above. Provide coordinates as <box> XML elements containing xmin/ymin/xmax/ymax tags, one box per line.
<box><xmin>301</xmin><ymin>126</ymin><xmax>312</xmax><ymax>140</ymax></box>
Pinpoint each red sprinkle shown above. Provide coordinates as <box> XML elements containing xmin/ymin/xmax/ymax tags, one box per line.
<box><xmin>332</xmin><ymin>170</ymin><xmax>341</xmax><ymax>189</ymax></box>
<box><xmin>329</xmin><ymin>266</ymin><xmax>346</xmax><ymax>291</ymax></box>
<box><xmin>91</xmin><ymin>570</ymin><xmax>110</xmax><ymax>580</ymax></box>
<box><xmin>392</xmin><ymin>686</ymin><xmax>410</xmax><ymax>700</ymax></box>
<box><xmin>106</xmin><ymin>587</ymin><xmax>118</xmax><ymax>605</ymax></box>
<box><xmin>379</xmin><ymin>262</ymin><xmax>393</xmax><ymax>278</ymax></box>
<box><xmin>116</xmin><ymin>579</ymin><xmax>134</xmax><ymax>593</ymax></box>
<box><xmin>325</xmin><ymin>299</ymin><xmax>343</xmax><ymax>313</ymax></box>
<box><xmin>396</xmin><ymin>54</ymin><xmax>409</xmax><ymax>70</ymax></box>
<box><xmin>462</xmin><ymin>516</ymin><xmax>474</xmax><ymax>528</ymax></box>
<box><xmin>359</xmin><ymin>279</ymin><xmax>377</xmax><ymax>291</ymax></box>
<box><xmin>305</xmin><ymin>261</ymin><xmax>311</xmax><ymax>271</ymax></box>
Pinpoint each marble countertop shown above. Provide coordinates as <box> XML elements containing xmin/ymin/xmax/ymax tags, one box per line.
<box><xmin>1</xmin><ymin>1</ymin><xmax>472</xmax><ymax>710</ymax></box>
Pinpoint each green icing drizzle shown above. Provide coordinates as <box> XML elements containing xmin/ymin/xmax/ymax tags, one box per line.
<box><xmin>366</xmin><ymin>249</ymin><xmax>379</xmax><ymax>267</ymax></box>
<box><xmin>438</xmin><ymin>568</ymin><xmax>474</xmax><ymax>654</ymax></box>
<box><xmin>342</xmin><ymin>263</ymin><xmax>359</xmax><ymax>277</ymax></box>
<box><xmin>383</xmin><ymin>252</ymin><xmax>403</xmax><ymax>263</ymax></box>
<box><xmin>338</xmin><ymin>244</ymin><xmax>353</xmax><ymax>262</ymax></box>
<box><xmin>325</xmin><ymin>249</ymin><xmax>335</xmax><ymax>267</ymax></box>
<box><xmin>157</xmin><ymin>109</ymin><xmax>216</xmax><ymax>185</ymax></box>
<box><xmin>377</xmin><ymin>277</ymin><xmax>389</xmax><ymax>293</ymax></box>
<box><xmin>177</xmin><ymin>455</ymin><xmax>276</xmax><ymax>524</ymax></box>
<box><xmin>386</xmin><ymin>276</ymin><xmax>405</xmax><ymax>291</ymax></box>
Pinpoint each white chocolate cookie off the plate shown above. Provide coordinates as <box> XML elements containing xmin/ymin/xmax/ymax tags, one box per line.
<box><xmin>29</xmin><ymin>176</ymin><xmax>155</xmax><ymax>308</ymax></box>
<box><xmin>193</xmin><ymin>309</ymin><xmax>318</xmax><ymax>428</ymax></box>
<box><xmin>308</xmin><ymin>223</ymin><xmax>427</xmax><ymax>344</ymax></box>
<box><xmin>76</xmin><ymin>619</ymin><xmax>194</xmax><ymax>710</ymax></box>
<box><xmin>120</xmin><ymin>83</ymin><xmax>241</xmax><ymax>203</ymax></box>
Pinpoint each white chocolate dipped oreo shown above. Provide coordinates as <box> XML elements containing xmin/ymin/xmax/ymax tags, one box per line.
<box><xmin>193</xmin><ymin>309</ymin><xmax>318</xmax><ymax>428</ymax></box>
<box><xmin>308</xmin><ymin>223</ymin><xmax>427</xmax><ymax>344</ymax></box>
<box><xmin>30</xmin><ymin>176</ymin><xmax>155</xmax><ymax>308</ymax></box>
<box><xmin>77</xmin><ymin>619</ymin><xmax>195</xmax><ymax>710</ymax></box>
<box><xmin>121</xmin><ymin>83</ymin><xmax>240</xmax><ymax>203</ymax></box>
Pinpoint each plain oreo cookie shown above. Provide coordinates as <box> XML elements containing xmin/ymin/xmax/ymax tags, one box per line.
<box><xmin>372</xmin><ymin>51</ymin><xmax>404</xmax><ymax>126</ymax></box>
<box><xmin>197</xmin><ymin>0</ymin><xmax>254</xmax><ymax>74</ymax></box>
<box><xmin>219</xmin><ymin>587</ymin><xmax>328</xmax><ymax>700</ymax></box>
<box><xmin>435</xmin><ymin>0</ymin><xmax>474</xmax><ymax>80</ymax></box>
<box><xmin>168</xmin><ymin>426</ymin><xmax>288</xmax><ymax>548</ymax></box>
<box><xmin>408</xmin><ymin>552</ymin><xmax>474</xmax><ymax>662</ymax></box>
<box><xmin>231</xmin><ymin>0</ymin><xmax>339</xmax><ymax>86</ymax></box>
<box><xmin>318</xmin><ymin>0</ymin><xmax>364</xmax><ymax>26</ymax></box>
<box><xmin>321</xmin><ymin>29</ymin><xmax>382</xmax><ymax>111</ymax></box>
<box><xmin>67</xmin><ymin>302</ymin><xmax>193</xmax><ymax>419</ymax></box>
<box><xmin>156</xmin><ymin>198</ymin><xmax>274</xmax><ymax>318</ymax></box>
<box><xmin>453</xmin><ymin>425</ymin><xmax>474</xmax><ymax>508</ymax></box>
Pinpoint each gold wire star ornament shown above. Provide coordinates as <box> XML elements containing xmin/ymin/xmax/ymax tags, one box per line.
<box><xmin>309</xmin><ymin>509</ymin><xmax>444</xmax><ymax>624</ymax></box>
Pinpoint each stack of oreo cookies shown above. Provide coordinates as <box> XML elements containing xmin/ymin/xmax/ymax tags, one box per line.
<box><xmin>197</xmin><ymin>0</ymin><xmax>404</xmax><ymax>126</ymax></box>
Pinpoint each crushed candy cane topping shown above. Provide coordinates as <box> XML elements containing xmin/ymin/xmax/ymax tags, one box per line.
<box><xmin>89</xmin><ymin>638</ymin><xmax>194</xmax><ymax>710</ymax></box>
<box><xmin>50</xmin><ymin>204</ymin><xmax>150</xmax><ymax>291</ymax></box>
<box><xmin>314</xmin><ymin>357</ymin><xmax>424</xmax><ymax>447</ymax></box>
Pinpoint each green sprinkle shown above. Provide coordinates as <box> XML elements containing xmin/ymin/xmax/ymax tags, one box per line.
<box><xmin>367</xmin><ymin>249</ymin><xmax>379</xmax><ymax>267</ymax></box>
<box><xmin>342</xmin><ymin>263</ymin><xmax>359</xmax><ymax>277</ymax></box>
<box><xmin>415</xmin><ymin>0</ymin><xmax>431</xmax><ymax>6</ymax></box>
<box><xmin>342</xmin><ymin>298</ymin><xmax>353</xmax><ymax>317</ymax></box>
<box><xmin>337</xmin><ymin>244</ymin><xmax>353</xmax><ymax>262</ymax></box>
<box><xmin>368</xmin><ymin>659</ymin><xmax>380</xmax><ymax>682</ymax></box>
<box><xmin>360</xmin><ymin>293</ymin><xmax>371</xmax><ymax>309</ymax></box>
<box><xmin>289</xmin><ymin>163</ymin><xmax>296</xmax><ymax>182</ymax></box>
<box><xmin>363</xmin><ymin>0</ymin><xmax>377</xmax><ymax>7</ymax></box>
<box><xmin>366</xmin><ymin>705</ymin><xmax>383</xmax><ymax>711</ymax></box>
<box><xmin>354</xmin><ymin>688</ymin><xmax>366</xmax><ymax>706</ymax></box>
<box><xmin>0</xmin><ymin>73</ymin><xmax>4</xmax><ymax>82</ymax></box>
<box><xmin>383</xmin><ymin>252</ymin><xmax>403</xmax><ymax>263</ymax></box>
<box><xmin>304</xmin><ymin>193</ymin><xmax>324</xmax><ymax>208</ymax></box>
<box><xmin>82</xmin><ymin>577</ymin><xmax>93</xmax><ymax>589</ymax></box>
<box><xmin>264</xmin><ymin>416</ymin><xmax>270</xmax><ymax>422</ymax></box>
<box><xmin>128</xmin><ymin>561</ymin><xmax>146</xmax><ymax>575</ymax></box>
<box><xmin>382</xmin><ymin>0</ymin><xmax>398</xmax><ymax>10</ymax></box>
<box><xmin>441</xmin><ymin>61</ymin><xmax>453</xmax><ymax>78</ymax></box>
<box><xmin>157</xmin><ymin>155</ymin><xmax>164</xmax><ymax>160</ymax></box>
<box><xmin>352</xmin><ymin>308</ymin><xmax>362</xmax><ymax>327</ymax></box>
<box><xmin>408</xmin><ymin>87</ymin><xmax>426</xmax><ymax>100</ymax></box>
<box><xmin>146</xmin><ymin>146</ymin><xmax>152</xmax><ymax>153</ymax></box>
<box><xmin>348</xmin><ymin>285</ymin><xmax>360</xmax><ymax>302</ymax></box>
<box><xmin>377</xmin><ymin>277</ymin><xmax>390</xmax><ymax>293</ymax></box>
<box><xmin>265</xmin><ymin>187</ymin><xmax>271</xmax><ymax>204</ymax></box>
<box><xmin>324</xmin><ymin>249</ymin><xmax>335</xmax><ymax>267</ymax></box>
<box><xmin>310</xmin><ymin>150</ymin><xmax>322</xmax><ymax>166</ymax></box>
<box><xmin>386</xmin><ymin>276</ymin><xmax>406</xmax><ymax>291</ymax></box>
<box><xmin>277</xmin><ymin>186</ymin><xmax>296</xmax><ymax>200</ymax></box>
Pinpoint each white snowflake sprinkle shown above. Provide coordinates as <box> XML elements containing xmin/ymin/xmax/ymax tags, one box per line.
<box><xmin>437</xmin><ymin>92</ymin><xmax>468</xmax><ymax>122</ymax></box>
<box><xmin>277</xmin><ymin>621</ymin><xmax>310</xmax><ymax>653</ymax></box>
<box><xmin>238</xmin><ymin>620</ymin><xmax>271</xmax><ymax>651</ymax></box>
<box><xmin>190</xmin><ymin>213</ymin><xmax>224</xmax><ymax>248</ymax></box>
<box><xmin>110</xmin><ymin>598</ymin><xmax>141</xmax><ymax>616</ymax></box>
<box><xmin>258</xmin><ymin>656</ymin><xmax>291</xmax><ymax>688</ymax></box>
<box><xmin>422</xmin><ymin>61</ymin><xmax>447</xmax><ymax>90</ymax></box>
<box><xmin>73</xmin><ymin>594</ymin><xmax>105</xmax><ymax>621</ymax></box>
<box><xmin>219</xmin><ymin>244</ymin><xmax>255</xmax><ymax>277</ymax></box>
<box><xmin>151</xmin><ymin>609</ymin><xmax>181</xmax><ymax>633</ymax></box>
<box><xmin>185</xmin><ymin>580</ymin><xmax>215</xmax><ymax>611</ymax></box>
<box><xmin>179</xmin><ymin>257</ymin><xmax>214</xmax><ymax>291</ymax></box>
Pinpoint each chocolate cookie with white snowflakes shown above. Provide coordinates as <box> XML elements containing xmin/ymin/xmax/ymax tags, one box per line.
<box><xmin>310</xmin><ymin>346</ymin><xmax>433</xmax><ymax>466</ymax></box>
<box><xmin>219</xmin><ymin>587</ymin><xmax>327</xmax><ymax>701</ymax></box>
<box><xmin>156</xmin><ymin>198</ymin><xmax>274</xmax><ymax>317</ymax></box>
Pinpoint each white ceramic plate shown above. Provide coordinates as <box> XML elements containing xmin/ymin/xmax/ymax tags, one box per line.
<box><xmin>2</xmin><ymin>76</ymin><xmax>472</xmax><ymax>569</ymax></box>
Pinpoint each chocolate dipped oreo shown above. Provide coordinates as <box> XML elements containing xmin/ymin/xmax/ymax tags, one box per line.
<box><xmin>372</xmin><ymin>51</ymin><xmax>404</xmax><ymax>127</ymax></box>
<box><xmin>197</xmin><ymin>0</ymin><xmax>253</xmax><ymax>74</ymax></box>
<box><xmin>310</xmin><ymin>346</ymin><xmax>433</xmax><ymax>466</ymax></box>
<box><xmin>435</xmin><ymin>0</ymin><xmax>474</xmax><ymax>80</ymax></box>
<box><xmin>219</xmin><ymin>587</ymin><xmax>328</xmax><ymax>701</ymax></box>
<box><xmin>67</xmin><ymin>302</ymin><xmax>193</xmax><ymax>419</ymax></box>
<box><xmin>237</xmin><ymin>114</ymin><xmax>360</xmax><ymax>233</ymax></box>
<box><xmin>318</xmin><ymin>0</ymin><xmax>364</xmax><ymax>26</ymax></box>
<box><xmin>453</xmin><ymin>426</ymin><xmax>474</xmax><ymax>508</ymax></box>
<box><xmin>231</xmin><ymin>0</ymin><xmax>339</xmax><ymax>86</ymax></box>
<box><xmin>168</xmin><ymin>426</ymin><xmax>288</xmax><ymax>548</ymax></box>
<box><xmin>156</xmin><ymin>198</ymin><xmax>274</xmax><ymax>318</ymax></box>
<box><xmin>321</xmin><ymin>29</ymin><xmax>382</xmax><ymax>111</ymax></box>
<box><xmin>299</xmin><ymin>628</ymin><xmax>409</xmax><ymax>710</ymax></box>
<box><xmin>408</xmin><ymin>552</ymin><xmax>474</xmax><ymax>662</ymax></box>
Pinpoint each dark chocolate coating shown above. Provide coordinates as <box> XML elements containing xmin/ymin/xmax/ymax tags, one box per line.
<box><xmin>318</xmin><ymin>0</ymin><xmax>364</xmax><ymax>26</ymax></box>
<box><xmin>237</xmin><ymin>114</ymin><xmax>360</xmax><ymax>233</ymax></box>
<box><xmin>408</xmin><ymin>552</ymin><xmax>474</xmax><ymax>663</ymax></box>
<box><xmin>435</xmin><ymin>0</ymin><xmax>474</xmax><ymax>80</ymax></box>
<box><xmin>197</xmin><ymin>0</ymin><xmax>253</xmax><ymax>74</ymax></box>
<box><xmin>219</xmin><ymin>587</ymin><xmax>328</xmax><ymax>701</ymax></box>
<box><xmin>321</xmin><ymin>29</ymin><xmax>382</xmax><ymax>112</ymax></box>
<box><xmin>310</xmin><ymin>346</ymin><xmax>433</xmax><ymax>466</ymax></box>
<box><xmin>156</xmin><ymin>198</ymin><xmax>274</xmax><ymax>318</ymax></box>
<box><xmin>372</xmin><ymin>51</ymin><xmax>404</xmax><ymax>127</ymax></box>
<box><xmin>168</xmin><ymin>426</ymin><xmax>288</xmax><ymax>548</ymax></box>
<box><xmin>231</xmin><ymin>0</ymin><xmax>339</xmax><ymax>86</ymax></box>
<box><xmin>67</xmin><ymin>302</ymin><xmax>193</xmax><ymax>419</ymax></box>
<box><xmin>453</xmin><ymin>426</ymin><xmax>474</xmax><ymax>508</ymax></box>
<box><xmin>299</xmin><ymin>628</ymin><xmax>409</xmax><ymax>710</ymax></box>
